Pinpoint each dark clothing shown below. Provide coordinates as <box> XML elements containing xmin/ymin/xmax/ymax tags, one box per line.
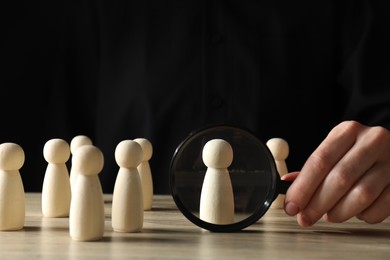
<box><xmin>2</xmin><ymin>1</ymin><xmax>390</xmax><ymax>194</ymax></box>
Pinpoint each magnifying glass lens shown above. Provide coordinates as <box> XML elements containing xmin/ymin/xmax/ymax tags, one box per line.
<box><xmin>170</xmin><ymin>125</ymin><xmax>282</xmax><ymax>232</ymax></box>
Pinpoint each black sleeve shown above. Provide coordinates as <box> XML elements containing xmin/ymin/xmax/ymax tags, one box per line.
<box><xmin>337</xmin><ymin>0</ymin><xmax>390</xmax><ymax>130</ymax></box>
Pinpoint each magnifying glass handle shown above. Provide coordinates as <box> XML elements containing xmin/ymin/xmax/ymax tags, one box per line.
<box><xmin>278</xmin><ymin>180</ymin><xmax>292</xmax><ymax>195</ymax></box>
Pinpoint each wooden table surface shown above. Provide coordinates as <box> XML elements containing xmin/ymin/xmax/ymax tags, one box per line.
<box><xmin>1</xmin><ymin>193</ymin><xmax>389</xmax><ymax>259</ymax></box>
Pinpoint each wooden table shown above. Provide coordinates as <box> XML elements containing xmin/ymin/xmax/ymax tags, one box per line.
<box><xmin>1</xmin><ymin>193</ymin><xmax>389</xmax><ymax>259</ymax></box>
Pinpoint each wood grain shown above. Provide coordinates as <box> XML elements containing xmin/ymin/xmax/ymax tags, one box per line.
<box><xmin>0</xmin><ymin>193</ymin><xmax>389</xmax><ymax>259</ymax></box>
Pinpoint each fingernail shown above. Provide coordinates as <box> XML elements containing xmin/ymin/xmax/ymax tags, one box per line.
<box><xmin>285</xmin><ymin>202</ymin><xmax>299</xmax><ymax>216</ymax></box>
<box><xmin>322</xmin><ymin>213</ymin><xmax>330</xmax><ymax>222</ymax></box>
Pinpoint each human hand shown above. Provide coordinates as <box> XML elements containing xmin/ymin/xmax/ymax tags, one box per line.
<box><xmin>282</xmin><ymin>120</ymin><xmax>390</xmax><ymax>227</ymax></box>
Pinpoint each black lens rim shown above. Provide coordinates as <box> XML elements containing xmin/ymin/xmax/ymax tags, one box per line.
<box><xmin>169</xmin><ymin>124</ymin><xmax>279</xmax><ymax>232</ymax></box>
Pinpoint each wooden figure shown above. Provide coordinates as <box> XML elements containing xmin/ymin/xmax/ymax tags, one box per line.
<box><xmin>0</xmin><ymin>142</ymin><xmax>25</xmax><ymax>231</ymax></box>
<box><xmin>112</xmin><ymin>140</ymin><xmax>144</xmax><ymax>232</ymax></box>
<box><xmin>69</xmin><ymin>145</ymin><xmax>105</xmax><ymax>241</ymax></box>
<box><xmin>199</xmin><ymin>139</ymin><xmax>234</xmax><ymax>225</ymax></box>
<box><xmin>69</xmin><ymin>135</ymin><xmax>93</xmax><ymax>191</ymax></box>
<box><xmin>266</xmin><ymin>138</ymin><xmax>289</xmax><ymax>209</ymax></box>
<box><xmin>42</xmin><ymin>138</ymin><xmax>71</xmax><ymax>217</ymax></box>
<box><xmin>134</xmin><ymin>138</ymin><xmax>153</xmax><ymax>211</ymax></box>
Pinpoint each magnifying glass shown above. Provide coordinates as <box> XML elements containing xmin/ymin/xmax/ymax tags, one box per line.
<box><xmin>169</xmin><ymin>124</ymin><xmax>291</xmax><ymax>232</ymax></box>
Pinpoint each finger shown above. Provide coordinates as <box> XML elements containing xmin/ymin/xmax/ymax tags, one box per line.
<box><xmin>281</xmin><ymin>171</ymin><xmax>299</xmax><ymax>182</ymax></box>
<box><xmin>324</xmin><ymin>162</ymin><xmax>390</xmax><ymax>223</ymax></box>
<box><xmin>357</xmin><ymin>184</ymin><xmax>390</xmax><ymax>224</ymax></box>
<box><xmin>298</xmin><ymin>125</ymin><xmax>387</xmax><ymax>226</ymax></box>
<box><xmin>284</xmin><ymin>121</ymin><xmax>360</xmax><ymax>216</ymax></box>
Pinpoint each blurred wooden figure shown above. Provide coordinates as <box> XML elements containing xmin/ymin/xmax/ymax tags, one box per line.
<box><xmin>69</xmin><ymin>135</ymin><xmax>93</xmax><ymax>192</ymax></box>
<box><xmin>134</xmin><ymin>138</ymin><xmax>153</xmax><ymax>211</ymax></box>
<box><xmin>266</xmin><ymin>138</ymin><xmax>289</xmax><ymax>209</ymax></box>
<box><xmin>0</xmin><ymin>142</ymin><xmax>25</xmax><ymax>231</ymax></box>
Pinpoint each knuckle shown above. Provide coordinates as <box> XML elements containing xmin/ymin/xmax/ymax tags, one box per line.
<box><xmin>307</xmin><ymin>152</ymin><xmax>332</xmax><ymax>174</ymax></box>
<box><xmin>368</xmin><ymin>126</ymin><xmax>390</xmax><ymax>144</ymax></box>
<box><xmin>331</xmin><ymin>164</ymin><xmax>354</xmax><ymax>191</ymax></box>
<box><xmin>334</xmin><ymin>121</ymin><xmax>362</xmax><ymax>136</ymax></box>
<box><xmin>359</xmin><ymin>185</ymin><xmax>390</xmax><ymax>224</ymax></box>
<box><xmin>371</xmin><ymin>127</ymin><xmax>390</xmax><ymax>155</ymax></box>
<box><xmin>353</xmin><ymin>184</ymin><xmax>378</xmax><ymax>208</ymax></box>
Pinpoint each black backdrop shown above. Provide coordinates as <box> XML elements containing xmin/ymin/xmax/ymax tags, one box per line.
<box><xmin>1</xmin><ymin>1</ymin><xmax>390</xmax><ymax>195</ymax></box>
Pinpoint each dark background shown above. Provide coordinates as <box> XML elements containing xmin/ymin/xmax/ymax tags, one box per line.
<box><xmin>1</xmin><ymin>1</ymin><xmax>390</xmax><ymax>195</ymax></box>
<box><xmin>1</xmin><ymin>2</ymin><xmax>99</xmax><ymax>193</ymax></box>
